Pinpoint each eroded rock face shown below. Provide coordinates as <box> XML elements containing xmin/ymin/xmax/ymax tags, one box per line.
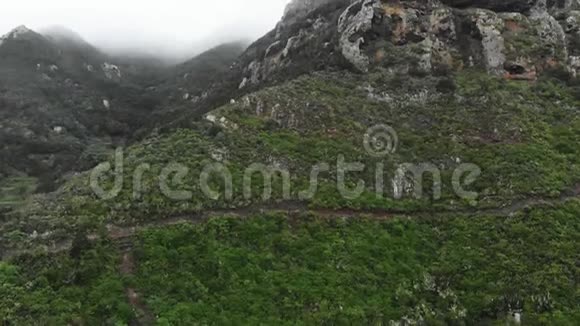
<box><xmin>338</xmin><ymin>0</ymin><xmax>382</xmax><ymax>72</ymax></box>
<box><xmin>244</xmin><ymin>0</ymin><xmax>580</xmax><ymax>81</ymax></box>
<box><xmin>474</xmin><ymin>10</ymin><xmax>507</xmax><ymax>74</ymax></box>
<box><xmin>235</xmin><ymin>0</ymin><xmax>350</xmax><ymax>88</ymax></box>
<box><xmin>442</xmin><ymin>0</ymin><xmax>580</xmax><ymax>12</ymax></box>
<box><xmin>188</xmin><ymin>0</ymin><xmax>580</xmax><ymax>133</ymax></box>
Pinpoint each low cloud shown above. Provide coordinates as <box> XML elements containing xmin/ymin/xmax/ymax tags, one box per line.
<box><xmin>1</xmin><ymin>0</ymin><xmax>291</xmax><ymax>62</ymax></box>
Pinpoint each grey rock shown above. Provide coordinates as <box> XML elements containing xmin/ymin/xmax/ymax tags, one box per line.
<box><xmin>569</xmin><ymin>55</ymin><xmax>580</xmax><ymax>76</ymax></box>
<box><xmin>338</xmin><ymin>0</ymin><xmax>381</xmax><ymax>72</ymax></box>
<box><xmin>473</xmin><ymin>10</ymin><xmax>507</xmax><ymax>74</ymax></box>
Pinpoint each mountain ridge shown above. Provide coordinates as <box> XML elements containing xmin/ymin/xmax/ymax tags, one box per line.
<box><xmin>161</xmin><ymin>0</ymin><xmax>580</xmax><ymax>130</ymax></box>
<box><xmin>0</xmin><ymin>25</ymin><xmax>244</xmax><ymax>197</ymax></box>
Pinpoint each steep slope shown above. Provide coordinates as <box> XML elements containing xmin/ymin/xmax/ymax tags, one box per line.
<box><xmin>162</xmin><ymin>0</ymin><xmax>580</xmax><ymax>131</ymax></box>
<box><xmin>3</xmin><ymin>68</ymin><xmax>580</xmax><ymax>324</ymax></box>
<box><xmin>0</xmin><ymin>26</ymin><xmax>163</xmax><ymax>199</ymax></box>
<box><xmin>1</xmin><ymin>1</ymin><xmax>580</xmax><ymax>324</ymax></box>
<box><xmin>0</xmin><ymin>27</ymin><xmax>241</xmax><ymax>204</ymax></box>
<box><xmin>8</xmin><ymin>68</ymin><xmax>580</xmax><ymax>226</ymax></box>
<box><xmin>239</xmin><ymin>0</ymin><xmax>580</xmax><ymax>82</ymax></box>
<box><xmin>149</xmin><ymin>42</ymin><xmax>247</xmax><ymax>121</ymax></box>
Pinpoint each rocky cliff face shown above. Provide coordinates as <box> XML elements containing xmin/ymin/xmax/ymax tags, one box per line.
<box><xmin>163</xmin><ymin>0</ymin><xmax>580</xmax><ymax>136</ymax></box>
<box><xmin>234</xmin><ymin>0</ymin><xmax>580</xmax><ymax>86</ymax></box>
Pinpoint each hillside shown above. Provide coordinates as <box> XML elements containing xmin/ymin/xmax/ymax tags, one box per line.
<box><xmin>0</xmin><ymin>25</ymin><xmax>155</xmax><ymax>197</ymax></box>
<box><xmin>0</xmin><ymin>27</ymin><xmax>243</xmax><ymax>206</ymax></box>
<box><xmin>0</xmin><ymin>0</ymin><xmax>579</xmax><ymax>324</ymax></box>
<box><xmin>146</xmin><ymin>42</ymin><xmax>247</xmax><ymax>126</ymax></box>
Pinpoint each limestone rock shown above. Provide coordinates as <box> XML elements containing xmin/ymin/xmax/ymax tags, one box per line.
<box><xmin>569</xmin><ymin>55</ymin><xmax>580</xmax><ymax>76</ymax></box>
<box><xmin>473</xmin><ymin>9</ymin><xmax>507</xmax><ymax>74</ymax></box>
<box><xmin>239</xmin><ymin>77</ymin><xmax>249</xmax><ymax>89</ymax></box>
<box><xmin>190</xmin><ymin>0</ymin><xmax>580</xmax><ymax>131</ymax></box>
<box><xmin>338</xmin><ymin>0</ymin><xmax>382</xmax><ymax>72</ymax></box>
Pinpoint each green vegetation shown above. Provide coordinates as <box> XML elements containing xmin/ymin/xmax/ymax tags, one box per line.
<box><xmin>0</xmin><ymin>176</ymin><xmax>37</xmax><ymax>208</ymax></box>
<box><xmin>0</xmin><ymin>240</ymin><xmax>131</xmax><ymax>324</ymax></box>
<box><xmin>1</xmin><ymin>69</ymin><xmax>579</xmax><ymax>253</ymax></box>
<box><xmin>1</xmin><ymin>200</ymin><xmax>578</xmax><ymax>324</ymax></box>
<box><xmin>1</xmin><ymin>68</ymin><xmax>579</xmax><ymax>324</ymax></box>
<box><xmin>129</xmin><ymin>201</ymin><xmax>580</xmax><ymax>324</ymax></box>
<box><xmin>1</xmin><ymin>5</ymin><xmax>579</xmax><ymax>323</ymax></box>
<box><xmin>9</xmin><ymin>70</ymin><xmax>579</xmax><ymax>228</ymax></box>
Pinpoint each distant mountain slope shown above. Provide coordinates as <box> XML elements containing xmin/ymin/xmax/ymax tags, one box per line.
<box><xmin>152</xmin><ymin>42</ymin><xmax>247</xmax><ymax>116</ymax></box>
<box><xmin>0</xmin><ymin>26</ymin><xmax>242</xmax><ymax>200</ymax></box>
<box><xmin>0</xmin><ymin>26</ymin><xmax>158</xmax><ymax>195</ymax></box>
<box><xmin>169</xmin><ymin>42</ymin><xmax>248</xmax><ymax>88</ymax></box>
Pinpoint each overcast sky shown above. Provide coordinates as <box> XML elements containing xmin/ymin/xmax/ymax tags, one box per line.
<box><xmin>0</xmin><ymin>0</ymin><xmax>291</xmax><ymax>60</ymax></box>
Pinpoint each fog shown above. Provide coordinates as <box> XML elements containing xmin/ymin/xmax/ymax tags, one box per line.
<box><xmin>0</xmin><ymin>0</ymin><xmax>291</xmax><ymax>62</ymax></box>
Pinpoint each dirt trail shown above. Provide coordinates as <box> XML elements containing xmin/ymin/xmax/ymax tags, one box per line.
<box><xmin>2</xmin><ymin>186</ymin><xmax>579</xmax><ymax>259</ymax></box>
<box><xmin>118</xmin><ymin>240</ymin><xmax>156</xmax><ymax>325</ymax></box>
<box><xmin>107</xmin><ymin>188</ymin><xmax>580</xmax><ymax>240</ymax></box>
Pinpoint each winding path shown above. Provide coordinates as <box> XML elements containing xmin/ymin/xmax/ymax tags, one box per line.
<box><xmin>106</xmin><ymin>185</ymin><xmax>580</xmax><ymax>240</ymax></box>
<box><xmin>3</xmin><ymin>185</ymin><xmax>580</xmax><ymax>258</ymax></box>
<box><xmin>117</xmin><ymin>238</ymin><xmax>156</xmax><ymax>325</ymax></box>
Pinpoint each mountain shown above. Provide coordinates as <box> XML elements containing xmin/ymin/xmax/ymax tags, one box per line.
<box><xmin>0</xmin><ymin>25</ymin><xmax>147</xmax><ymax>198</ymax></box>
<box><xmin>148</xmin><ymin>42</ymin><xmax>247</xmax><ymax>120</ymax></box>
<box><xmin>0</xmin><ymin>26</ymin><xmax>241</xmax><ymax>203</ymax></box>
<box><xmin>162</xmin><ymin>0</ymin><xmax>580</xmax><ymax>131</ymax></box>
<box><xmin>1</xmin><ymin>1</ymin><xmax>580</xmax><ymax>324</ymax></box>
<box><xmin>240</xmin><ymin>0</ymin><xmax>580</xmax><ymax>82</ymax></box>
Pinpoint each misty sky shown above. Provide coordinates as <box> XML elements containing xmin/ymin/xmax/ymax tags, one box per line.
<box><xmin>1</xmin><ymin>0</ymin><xmax>291</xmax><ymax>60</ymax></box>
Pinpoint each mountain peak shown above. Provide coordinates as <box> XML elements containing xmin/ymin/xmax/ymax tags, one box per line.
<box><xmin>10</xmin><ymin>25</ymin><xmax>33</xmax><ymax>34</ymax></box>
<box><xmin>2</xmin><ymin>25</ymin><xmax>34</xmax><ymax>39</ymax></box>
<box><xmin>0</xmin><ymin>25</ymin><xmax>44</xmax><ymax>48</ymax></box>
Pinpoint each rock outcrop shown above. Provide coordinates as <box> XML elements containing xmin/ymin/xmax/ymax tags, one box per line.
<box><xmin>234</xmin><ymin>0</ymin><xmax>580</xmax><ymax>85</ymax></box>
<box><xmin>337</xmin><ymin>0</ymin><xmax>382</xmax><ymax>72</ymax></box>
<box><xmin>160</xmin><ymin>0</ymin><xmax>580</xmax><ymax>137</ymax></box>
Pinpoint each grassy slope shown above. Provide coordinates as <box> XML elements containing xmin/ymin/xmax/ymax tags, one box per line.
<box><xmin>1</xmin><ymin>69</ymin><xmax>579</xmax><ymax>324</ymax></box>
